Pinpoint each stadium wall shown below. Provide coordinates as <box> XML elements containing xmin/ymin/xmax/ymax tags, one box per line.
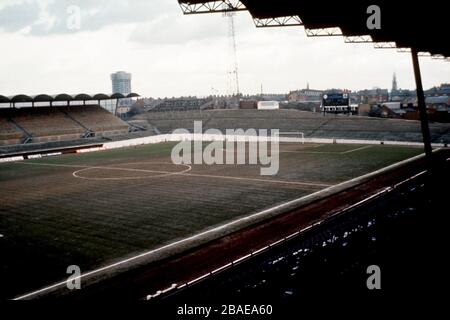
<box><xmin>102</xmin><ymin>134</ymin><xmax>445</xmax><ymax>150</ymax></box>
<box><xmin>1</xmin><ymin>133</ymin><xmax>445</xmax><ymax>163</ymax></box>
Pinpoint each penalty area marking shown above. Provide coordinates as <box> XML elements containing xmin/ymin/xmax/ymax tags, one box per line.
<box><xmin>214</xmin><ymin>144</ymin><xmax>372</xmax><ymax>155</ymax></box>
<box><xmin>282</xmin><ymin>145</ymin><xmax>374</xmax><ymax>155</ymax></box>
<box><xmin>214</xmin><ymin>143</ymin><xmax>325</xmax><ymax>155</ymax></box>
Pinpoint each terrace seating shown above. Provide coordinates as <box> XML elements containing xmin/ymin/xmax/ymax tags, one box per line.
<box><xmin>0</xmin><ymin>116</ymin><xmax>24</xmax><ymax>145</ymax></box>
<box><xmin>138</xmin><ymin>109</ymin><xmax>450</xmax><ymax>143</ymax></box>
<box><xmin>63</xmin><ymin>105</ymin><xmax>129</xmax><ymax>136</ymax></box>
<box><xmin>11</xmin><ymin>107</ymin><xmax>84</xmax><ymax>137</ymax></box>
<box><xmin>148</xmin><ymin>98</ymin><xmax>213</xmax><ymax>113</ymax></box>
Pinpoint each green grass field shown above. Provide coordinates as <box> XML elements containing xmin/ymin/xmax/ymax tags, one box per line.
<box><xmin>0</xmin><ymin>142</ymin><xmax>423</xmax><ymax>298</ymax></box>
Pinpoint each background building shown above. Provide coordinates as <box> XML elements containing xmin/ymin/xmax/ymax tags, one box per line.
<box><xmin>111</xmin><ymin>71</ymin><xmax>132</xmax><ymax>107</ymax></box>
<box><xmin>352</xmin><ymin>88</ymin><xmax>389</xmax><ymax>104</ymax></box>
<box><xmin>288</xmin><ymin>85</ymin><xmax>323</xmax><ymax>102</ymax></box>
<box><xmin>111</xmin><ymin>71</ymin><xmax>132</xmax><ymax>96</ymax></box>
<box><xmin>425</xmin><ymin>83</ymin><xmax>450</xmax><ymax>97</ymax></box>
<box><xmin>389</xmin><ymin>73</ymin><xmax>416</xmax><ymax>103</ymax></box>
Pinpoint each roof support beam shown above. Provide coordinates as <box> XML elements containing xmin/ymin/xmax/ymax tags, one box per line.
<box><xmin>305</xmin><ymin>27</ymin><xmax>342</xmax><ymax>37</ymax></box>
<box><xmin>397</xmin><ymin>48</ymin><xmax>411</xmax><ymax>53</ymax></box>
<box><xmin>411</xmin><ymin>48</ymin><xmax>433</xmax><ymax>165</ymax></box>
<box><xmin>431</xmin><ymin>54</ymin><xmax>446</xmax><ymax>60</ymax></box>
<box><xmin>179</xmin><ymin>1</ymin><xmax>245</xmax><ymax>15</ymax></box>
<box><xmin>344</xmin><ymin>35</ymin><xmax>373</xmax><ymax>43</ymax></box>
<box><xmin>374</xmin><ymin>42</ymin><xmax>397</xmax><ymax>49</ymax></box>
<box><xmin>253</xmin><ymin>16</ymin><xmax>302</xmax><ymax>28</ymax></box>
<box><xmin>397</xmin><ymin>48</ymin><xmax>434</xmax><ymax>58</ymax></box>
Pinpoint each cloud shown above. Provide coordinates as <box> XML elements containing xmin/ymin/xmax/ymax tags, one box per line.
<box><xmin>0</xmin><ymin>1</ymin><xmax>448</xmax><ymax>97</ymax></box>
<box><xmin>0</xmin><ymin>0</ymin><xmax>40</xmax><ymax>32</ymax></box>
<box><xmin>0</xmin><ymin>0</ymin><xmax>175</xmax><ymax>35</ymax></box>
<box><xmin>130</xmin><ymin>13</ymin><xmax>228</xmax><ymax>45</ymax></box>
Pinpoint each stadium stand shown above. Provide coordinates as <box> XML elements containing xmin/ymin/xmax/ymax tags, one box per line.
<box><xmin>134</xmin><ymin>109</ymin><xmax>450</xmax><ymax>143</ymax></box>
<box><xmin>0</xmin><ymin>105</ymin><xmax>130</xmax><ymax>146</ymax></box>
<box><xmin>148</xmin><ymin>98</ymin><xmax>214</xmax><ymax>112</ymax></box>
<box><xmin>133</xmin><ymin>110</ymin><xmax>209</xmax><ymax>133</ymax></box>
<box><xmin>2</xmin><ymin>106</ymin><xmax>448</xmax><ymax>148</ymax></box>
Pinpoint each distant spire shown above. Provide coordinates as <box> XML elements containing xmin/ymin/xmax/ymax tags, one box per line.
<box><xmin>392</xmin><ymin>73</ymin><xmax>398</xmax><ymax>92</ymax></box>
<box><xmin>307</xmin><ymin>82</ymin><xmax>310</xmax><ymax>90</ymax></box>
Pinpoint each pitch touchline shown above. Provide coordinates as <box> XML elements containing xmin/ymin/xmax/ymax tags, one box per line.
<box><xmin>17</xmin><ymin>162</ymin><xmax>93</xmax><ymax>168</ymax></box>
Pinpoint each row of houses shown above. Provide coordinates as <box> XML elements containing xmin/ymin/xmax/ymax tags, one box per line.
<box><xmin>286</xmin><ymin>83</ymin><xmax>449</xmax><ymax>122</ymax></box>
<box><xmin>288</xmin><ymin>84</ymin><xmax>450</xmax><ymax>104</ymax></box>
<box><xmin>287</xmin><ymin>87</ymin><xmax>417</xmax><ymax>105</ymax></box>
<box><xmin>359</xmin><ymin>97</ymin><xmax>450</xmax><ymax>122</ymax></box>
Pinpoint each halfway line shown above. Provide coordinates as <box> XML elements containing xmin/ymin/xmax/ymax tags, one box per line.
<box><xmin>181</xmin><ymin>172</ymin><xmax>332</xmax><ymax>188</ymax></box>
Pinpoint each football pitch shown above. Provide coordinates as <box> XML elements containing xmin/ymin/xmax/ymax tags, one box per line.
<box><xmin>0</xmin><ymin>142</ymin><xmax>424</xmax><ymax>299</ymax></box>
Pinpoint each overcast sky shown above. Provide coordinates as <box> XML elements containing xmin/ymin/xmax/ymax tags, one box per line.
<box><xmin>0</xmin><ymin>0</ymin><xmax>449</xmax><ymax>98</ymax></box>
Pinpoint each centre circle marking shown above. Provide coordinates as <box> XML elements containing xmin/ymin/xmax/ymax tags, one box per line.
<box><xmin>73</xmin><ymin>162</ymin><xmax>192</xmax><ymax>181</ymax></box>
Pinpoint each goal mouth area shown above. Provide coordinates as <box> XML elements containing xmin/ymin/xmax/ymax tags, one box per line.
<box><xmin>277</xmin><ymin>131</ymin><xmax>305</xmax><ymax>144</ymax></box>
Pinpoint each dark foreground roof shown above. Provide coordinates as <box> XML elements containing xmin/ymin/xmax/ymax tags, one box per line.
<box><xmin>178</xmin><ymin>0</ymin><xmax>450</xmax><ymax>58</ymax></box>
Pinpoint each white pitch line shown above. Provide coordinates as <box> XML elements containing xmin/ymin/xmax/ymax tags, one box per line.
<box><xmin>15</xmin><ymin>162</ymin><xmax>190</xmax><ymax>178</ymax></box>
<box><xmin>72</xmin><ymin>163</ymin><xmax>192</xmax><ymax>181</ymax></box>
<box><xmin>13</xmin><ymin>151</ymin><xmax>428</xmax><ymax>300</ymax></box>
<box><xmin>13</xmin><ymin>178</ymin><xmax>338</xmax><ymax>300</ymax></box>
<box><xmin>18</xmin><ymin>161</ymin><xmax>178</xmax><ymax>174</ymax></box>
<box><xmin>281</xmin><ymin>145</ymin><xmax>373</xmax><ymax>155</ymax></box>
<box><xmin>340</xmin><ymin>145</ymin><xmax>373</xmax><ymax>154</ymax></box>
<box><xmin>17</xmin><ymin>162</ymin><xmax>90</xmax><ymax>169</ymax></box>
<box><xmin>181</xmin><ymin>172</ymin><xmax>332</xmax><ymax>188</ymax></box>
<box><xmin>279</xmin><ymin>150</ymin><xmax>338</xmax><ymax>154</ymax></box>
<box><xmin>16</xmin><ymin>160</ymin><xmax>332</xmax><ymax>188</ymax></box>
